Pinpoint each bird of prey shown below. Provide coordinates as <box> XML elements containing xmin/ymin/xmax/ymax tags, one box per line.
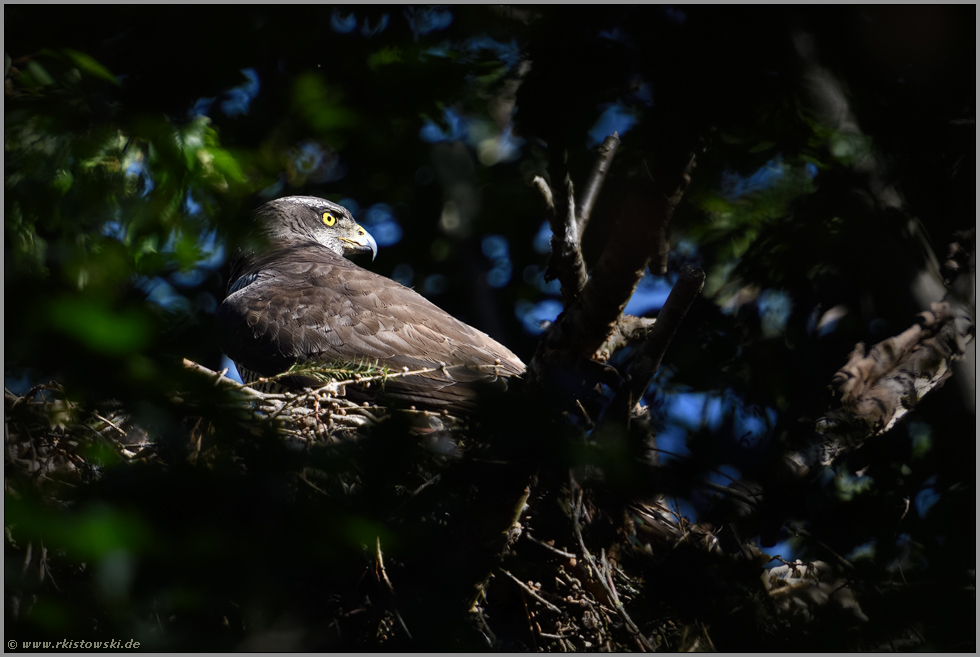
<box><xmin>216</xmin><ymin>196</ymin><xmax>525</xmax><ymax>412</ymax></box>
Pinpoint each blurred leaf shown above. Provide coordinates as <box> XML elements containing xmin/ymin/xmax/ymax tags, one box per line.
<box><xmin>25</xmin><ymin>60</ymin><xmax>55</xmax><ymax>87</ymax></box>
<box><xmin>292</xmin><ymin>72</ymin><xmax>359</xmax><ymax>134</ymax></box>
<box><xmin>367</xmin><ymin>45</ymin><xmax>403</xmax><ymax>71</ymax></box>
<box><xmin>61</xmin><ymin>47</ymin><xmax>120</xmax><ymax>85</ymax></box>
<box><xmin>9</xmin><ymin>499</ymin><xmax>152</xmax><ymax>561</ymax></box>
<box><xmin>46</xmin><ymin>296</ymin><xmax>154</xmax><ymax>355</ymax></box>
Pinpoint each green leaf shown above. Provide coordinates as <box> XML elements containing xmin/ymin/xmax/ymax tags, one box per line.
<box><xmin>62</xmin><ymin>48</ymin><xmax>120</xmax><ymax>85</ymax></box>
<box><xmin>293</xmin><ymin>73</ymin><xmax>358</xmax><ymax>134</ymax></box>
<box><xmin>47</xmin><ymin>297</ymin><xmax>153</xmax><ymax>355</ymax></box>
<box><xmin>209</xmin><ymin>148</ymin><xmax>245</xmax><ymax>183</ymax></box>
<box><xmin>25</xmin><ymin>60</ymin><xmax>55</xmax><ymax>87</ymax></box>
<box><xmin>367</xmin><ymin>46</ymin><xmax>403</xmax><ymax>71</ymax></box>
<box><xmin>51</xmin><ymin>168</ymin><xmax>74</xmax><ymax>195</ymax></box>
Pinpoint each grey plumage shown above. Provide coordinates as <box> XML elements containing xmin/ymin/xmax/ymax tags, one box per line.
<box><xmin>216</xmin><ymin>196</ymin><xmax>525</xmax><ymax>411</ymax></box>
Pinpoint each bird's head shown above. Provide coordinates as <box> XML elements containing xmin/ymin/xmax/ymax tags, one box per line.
<box><xmin>255</xmin><ymin>196</ymin><xmax>378</xmax><ymax>260</ymax></box>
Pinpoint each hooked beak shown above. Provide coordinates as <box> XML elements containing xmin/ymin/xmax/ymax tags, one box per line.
<box><xmin>341</xmin><ymin>224</ymin><xmax>378</xmax><ymax>261</ymax></box>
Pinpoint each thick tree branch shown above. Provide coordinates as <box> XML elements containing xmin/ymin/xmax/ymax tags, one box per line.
<box><xmin>605</xmin><ymin>266</ymin><xmax>705</xmax><ymax>424</ymax></box>
<box><xmin>783</xmin><ymin>301</ymin><xmax>974</xmax><ymax>477</ymax></box>
<box><xmin>593</xmin><ymin>314</ymin><xmax>658</xmax><ymax>363</ymax></box>
<box><xmin>530</xmin><ymin>153</ymin><xmax>696</xmax><ymax>387</ymax></box>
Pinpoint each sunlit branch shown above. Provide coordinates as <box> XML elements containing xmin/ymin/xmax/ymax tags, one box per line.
<box><xmin>783</xmin><ymin>301</ymin><xmax>973</xmax><ymax>478</ymax></box>
<box><xmin>576</xmin><ymin>132</ymin><xmax>620</xmax><ymax>242</ymax></box>
<box><xmin>539</xmin><ymin>143</ymin><xmax>589</xmax><ymax>306</ymax></box>
<box><xmin>534</xmin><ymin>153</ymin><xmax>696</xmax><ymax>375</ymax></box>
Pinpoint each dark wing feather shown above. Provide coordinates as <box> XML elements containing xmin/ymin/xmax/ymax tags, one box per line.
<box><xmin>216</xmin><ymin>243</ymin><xmax>524</xmax><ymax>410</ymax></box>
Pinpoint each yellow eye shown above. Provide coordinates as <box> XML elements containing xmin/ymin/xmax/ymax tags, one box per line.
<box><xmin>322</xmin><ymin>212</ymin><xmax>336</xmax><ymax>227</ymax></box>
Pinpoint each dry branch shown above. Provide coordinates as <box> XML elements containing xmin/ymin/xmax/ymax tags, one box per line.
<box><xmin>530</xmin><ymin>152</ymin><xmax>696</xmax><ymax>389</ymax></box>
<box><xmin>783</xmin><ymin>302</ymin><xmax>974</xmax><ymax>476</ymax></box>
<box><xmin>541</xmin><ymin>145</ymin><xmax>589</xmax><ymax>307</ymax></box>
<box><xmin>576</xmin><ymin>133</ymin><xmax>621</xmax><ymax>241</ymax></box>
<box><xmin>606</xmin><ymin>266</ymin><xmax>705</xmax><ymax>423</ymax></box>
<box><xmin>538</xmin><ymin>134</ymin><xmax>622</xmax><ymax>308</ymax></box>
<box><xmin>593</xmin><ymin>314</ymin><xmax>658</xmax><ymax>363</ymax></box>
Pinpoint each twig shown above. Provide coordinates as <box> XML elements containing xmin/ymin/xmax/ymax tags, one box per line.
<box><xmin>259</xmin><ymin>363</ymin><xmax>450</xmax><ymax>391</ymax></box>
<box><xmin>473</xmin><ymin>603</ymin><xmax>497</xmax><ymax>647</ymax></box>
<box><xmin>577</xmin><ymin>132</ymin><xmax>621</xmax><ymax>241</ymax></box>
<box><xmin>89</xmin><ymin>411</ymin><xmax>128</xmax><ymax>438</ymax></box>
<box><xmin>700</xmin><ymin>480</ymin><xmax>762</xmax><ymax>511</ymax></box>
<box><xmin>525</xmin><ymin>533</ymin><xmax>578</xmax><ymax>559</ymax></box>
<box><xmin>569</xmin><ymin>473</ymin><xmax>657</xmax><ymax>652</ymax></box>
<box><xmin>784</xmin><ymin>522</ymin><xmax>856</xmax><ymax>573</ymax></box>
<box><xmin>376</xmin><ymin>536</ymin><xmax>395</xmax><ymax>593</ymax></box>
<box><xmin>181</xmin><ymin>358</ymin><xmax>266</xmax><ymax>398</ymax></box>
<box><xmin>539</xmin><ymin>632</ymin><xmax>569</xmax><ymax>639</ymax></box>
<box><xmin>499</xmin><ymin>568</ymin><xmax>563</xmax><ymax>614</ymax></box>
<box><xmin>410</xmin><ymin>474</ymin><xmax>441</xmax><ymax>497</ymax></box>
<box><xmin>297</xmin><ymin>472</ymin><xmax>330</xmax><ymax>496</ymax></box>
